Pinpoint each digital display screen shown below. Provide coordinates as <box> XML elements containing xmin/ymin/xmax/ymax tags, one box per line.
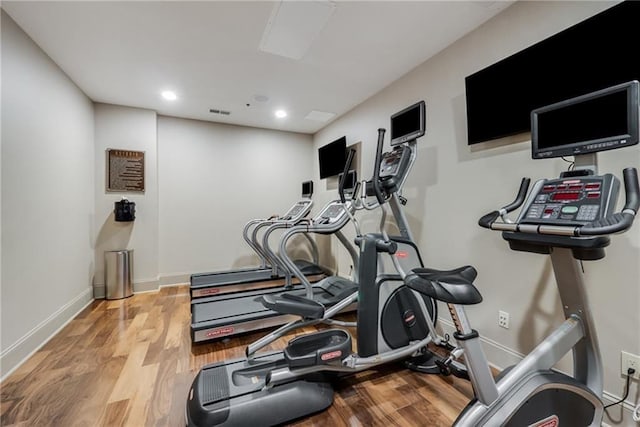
<box><xmin>390</xmin><ymin>101</ymin><xmax>425</xmax><ymax>145</ymax></box>
<box><xmin>551</xmin><ymin>192</ymin><xmax>581</xmax><ymax>201</ymax></box>
<box><xmin>301</xmin><ymin>180</ymin><xmax>313</xmax><ymax>197</ymax></box>
<box><xmin>536</xmin><ymin>90</ymin><xmax>628</xmax><ymax>149</ymax></box>
<box><xmin>532</xmin><ymin>80</ymin><xmax>639</xmax><ymax>158</ymax></box>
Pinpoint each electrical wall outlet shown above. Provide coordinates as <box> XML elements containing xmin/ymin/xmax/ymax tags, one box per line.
<box><xmin>621</xmin><ymin>351</ymin><xmax>640</xmax><ymax>379</ymax></box>
<box><xmin>498</xmin><ymin>311</ymin><xmax>510</xmax><ymax>329</ymax></box>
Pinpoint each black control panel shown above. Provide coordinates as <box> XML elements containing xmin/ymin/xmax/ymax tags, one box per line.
<box><xmin>520</xmin><ymin>173</ymin><xmax>619</xmax><ymax>226</ymax></box>
<box><xmin>379</xmin><ymin>146</ymin><xmax>411</xmax><ymax>193</ymax></box>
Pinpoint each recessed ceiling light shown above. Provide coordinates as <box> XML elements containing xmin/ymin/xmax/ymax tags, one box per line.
<box><xmin>275</xmin><ymin>110</ymin><xmax>287</xmax><ymax>118</ymax></box>
<box><xmin>161</xmin><ymin>90</ymin><xmax>177</xmax><ymax>101</ymax></box>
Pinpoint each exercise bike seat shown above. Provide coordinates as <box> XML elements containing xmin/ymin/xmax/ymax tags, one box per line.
<box><xmin>404</xmin><ymin>266</ymin><xmax>482</xmax><ymax>305</ymax></box>
<box><xmin>260</xmin><ymin>293</ymin><xmax>325</xmax><ymax>319</ymax></box>
<box><xmin>411</xmin><ymin>265</ymin><xmax>477</xmax><ymax>282</ymax></box>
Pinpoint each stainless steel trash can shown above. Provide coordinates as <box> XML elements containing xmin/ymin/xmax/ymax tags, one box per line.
<box><xmin>104</xmin><ymin>249</ymin><xmax>134</xmax><ymax>299</ymax></box>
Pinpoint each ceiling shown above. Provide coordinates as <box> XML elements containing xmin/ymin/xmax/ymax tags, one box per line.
<box><xmin>3</xmin><ymin>1</ymin><xmax>513</xmax><ymax>134</ymax></box>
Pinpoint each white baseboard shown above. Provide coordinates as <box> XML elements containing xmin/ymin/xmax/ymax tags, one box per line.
<box><xmin>0</xmin><ymin>288</ymin><xmax>94</xmax><ymax>382</ymax></box>
<box><xmin>133</xmin><ymin>279</ymin><xmax>159</xmax><ymax>293</ymax></box>
<box><xmin>158</xmin><ymin>273</ymin><xmax>190</xmax><ymax>287</ymax></box>
<box><xmin>438</xmin><ymin>318</ymin><xmax>637</xmax><ymax>427</ymax></box>
<box><xmin>92</xmin><ymin>278</ymin><xmax>161</xmax><ymax>299</ymax></box>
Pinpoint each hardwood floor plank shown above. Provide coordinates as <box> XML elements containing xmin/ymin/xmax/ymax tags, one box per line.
<box><xmin>123</xmin><ymin>363</ymin><xmax>159</xmax><ymax>425</ymax></box>
<box><xmin>101</xmin><ymin>399</ymin><xmax>130</xmax><ymax>426</ymax></box>
<box><xmin>108</xmin><ymin>341</ymin><xmax>151</xmax><ymax>403</ymax></box>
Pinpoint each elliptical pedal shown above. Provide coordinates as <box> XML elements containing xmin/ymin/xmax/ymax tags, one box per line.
<box><xmin>285</xmin><ymin>329</ymin><xmax>352</xmax><ymax>368</ymax></box>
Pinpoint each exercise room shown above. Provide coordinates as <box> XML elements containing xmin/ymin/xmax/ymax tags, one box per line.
<box><xmin>1</xmin><ymin>1</ymin><xmax>639</xmax><ymax>426</ymax></box>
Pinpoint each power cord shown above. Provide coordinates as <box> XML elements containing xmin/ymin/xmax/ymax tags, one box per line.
<box><xmin>561</xmin><ymin>157</ymin><xmax>575</xmax><ymax>171</ymax></box>
<box><xmin>604</xmin><ymin>367</ymin><xmax>635</xmax><ymax>409</ymax></box>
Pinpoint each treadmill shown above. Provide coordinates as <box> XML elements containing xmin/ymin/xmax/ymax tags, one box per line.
<box><xmin>190</xmin><ymin>181</ymin><xmax>327</xmax><ymax>298</ymax></box>
<box><xmin>190</xmin><ymin>175</ymin><xmax>361</xmax><ymax>343</ymax></box>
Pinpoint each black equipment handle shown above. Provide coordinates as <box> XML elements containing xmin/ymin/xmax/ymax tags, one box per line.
<box><xmin>622</xmin><ymin>167</ymin><xmax>640</xmax><ymax>213</ymax></box>
<box><xmin>376</xmin><ymin>239</ymin><xmax>397</xmax><ymax>254</ymax></box>
<box><xmin>354</xmin><ymin>236</ymin><xmax>397</xmax><ymax>254</ymax></box>
<box><xmin>372</xmin><ymin>128</ymin><xmax>386</xmax><ymax>205</ymax></box>
<box><xmin>478</xmin><ymin>177</ymin><xmax>530</xmax><ymax>229</ymax></box>
<box><xmin>578</xmin><ymin>167</ymin><xmax>639</xmax><ymax>236</ymax></box>
<box><xmin>339</xmin><ymin>148</ymin><xmax>356</xmax><ymax>204</ymax></box>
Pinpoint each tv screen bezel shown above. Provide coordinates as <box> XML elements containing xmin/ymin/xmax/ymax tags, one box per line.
<box><xmin>531</xmin><ymin>80</ymin><xmax>639</xmax><ymax>159</ymax></box>
<box><xmin>318</xmin><ymin>136</ymin><xmax>347</xmax><ymax>179</ymax></box>
<box><xmin>390</xmin><ymin>100</ymin><xmax>426</xmax><ymax>146</ymax></box>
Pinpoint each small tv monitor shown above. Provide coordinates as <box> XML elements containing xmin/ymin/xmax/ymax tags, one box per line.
<box><xmin>390</xmin><ymin>101</ymin><xmax>426</xmax><ymax>146</ymax></box>
<box><xmin>338</xmin><ymin>170</ymin><xmax>357</xmax><ymax>192</ymax></box>
<box><xmin>301</xmin><ymin>180</ymin><xmax>313</xmax><ymax>198</ymax></box>
<box><xmin>531</xmin><ymin>80</ymin><xmax>639</xmax><ymax>159</ymax></box>
<box><xmin>318</xmin><ymin>136</ymin><xmax>347</xmax><ymax>179</ymax></box>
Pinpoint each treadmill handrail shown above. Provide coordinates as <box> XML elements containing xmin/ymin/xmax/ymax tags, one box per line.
<box><xmin>242</xmin><ymin>219</ymin><xmax>270</xmax><ymax>268</ymax></box>
<box><xmin>277</xmin><ymin>202</ymin><xmax>357</xmax><ymax>298</ymax></box>
<box><xmin>249</xmin><ymin>200</ymin><xmax>314</xmax><ymax>275</ymax></box>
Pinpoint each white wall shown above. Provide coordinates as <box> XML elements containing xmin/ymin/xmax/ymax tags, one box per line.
<box><xmin>314</xmin><ymin>1</ymin><xmax>640</xmax><ymax>423</ymax></box>
<box><xmin>157</xmin><ymin>116</ymin><xmax>314</xmax><ymax>284</ymax></box>
<box><xmin>1</xmin><ymin>11</ymin><xmax>95</xmax><ymax>378</ymax></box>
<box><xmin>93</xmin><ymin>104</ymin><xmax>158</xmax><ymax>294</ymax></box>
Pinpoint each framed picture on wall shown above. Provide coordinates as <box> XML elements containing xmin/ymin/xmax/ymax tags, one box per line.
<box><xmin>106</xmin><ymin>149</ymin><xmax>145</xmax><ymax>192</ymax></box>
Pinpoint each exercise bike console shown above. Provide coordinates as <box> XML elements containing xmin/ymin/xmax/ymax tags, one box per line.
<box><xmin>519</xmin><ymin>173</ymin><xmax>618</xmax><ymax>226</ymax></box>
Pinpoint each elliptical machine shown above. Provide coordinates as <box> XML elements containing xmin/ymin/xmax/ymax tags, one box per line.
<box><xmin>401</xmin><ymin>81</ymin><xmax>640</xmax><ymax>426</ymax></box>
<box><xmin>186</xmin><ymin>102</ymin><xmax>452</xmax><ymax>426</ymax></box>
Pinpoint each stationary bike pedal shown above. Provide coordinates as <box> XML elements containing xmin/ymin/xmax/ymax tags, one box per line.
<box><xmin>436</xmin><ymin>341</ymin><xmax>456</xmax><ymax>352</ymax></box>
<box><xmin>405</xmin><ymin>351</ymin><xmax>444</xmax><ymax>375</ymax></box>
<box><xmin>448</xmin><ymin>361</ymin><xmax>469</xmax><ymax>381</ymax></box>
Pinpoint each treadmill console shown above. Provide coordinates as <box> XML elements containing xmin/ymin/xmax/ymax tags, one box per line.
<box><xmin>519</xmin><ymin>173</ymin><xmax>619</xmax><ymax>226</ymax></box>
<box><xmin>282</xmin><ymin>200</ymin><xmax>312</xmax><ymax>221</ymax></box>
<box><xmin>315</xmin><ymin>202</ymin><xmax>346</xmax><ymax>225</ymax></box>
<box><xmin>379</xmin><ymin>146</ymin><xmax>411</xmax><ymax>193</ymax></box>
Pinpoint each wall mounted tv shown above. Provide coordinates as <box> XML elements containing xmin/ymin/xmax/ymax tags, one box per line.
<box><xmin>318</xmin><ymin>136</ymin><xmax>347</xmax><ymax>179</ymax></box>
<box><xmin>531</xmin><ymin>81</ymin><xmax>639</xmax><ymax>159</ymax></box>
<box><xmin>465</xmin><ymin>1</ymin><xmax>640</xmax><ymax>145</ymax></box>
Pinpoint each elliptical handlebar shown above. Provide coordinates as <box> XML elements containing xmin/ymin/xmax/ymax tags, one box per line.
<box><xmin>339</xmin><ymin>148</ymin><xmax>356</xmax><ymax>204</ymax></box>
<box><xmin>479</xmin><ymin>168</ymin><xmax>639</xmax><ymax>237</ymax></box>
<box><xmin>478</xmin><ymin>177</ymin><xmax>531</xmax><ymax>229</ymax></box>
<box><xmin>372</xmin><ymin>129</ymin><xmax>386</xmax><ymax>205</ymax></box>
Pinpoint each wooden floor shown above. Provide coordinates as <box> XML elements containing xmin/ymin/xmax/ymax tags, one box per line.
<box><xmin>1</xmin><ymin>285</ymin><xmax>473</xmax><ymax>426</ymax></box>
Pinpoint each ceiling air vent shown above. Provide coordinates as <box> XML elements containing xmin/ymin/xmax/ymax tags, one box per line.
<box><xmin>209</xmin><ymin>109</ymin><xmax>231</xmax><ymax>115</ymax></box>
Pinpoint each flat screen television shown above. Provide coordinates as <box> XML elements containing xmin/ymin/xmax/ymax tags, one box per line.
<box><xmin>301</xmin><ymin>180</ymin><xmax>313</xmax><ymax>197</ymax></box>
<box><xmin>318</xmin><ymin>136</ymin><xmax>347</xmax><ymax>179</ymax></box>
<box><xmin>465</xmin><ymin>1</ymin><xmax>640</xmax><ymax>145</ymax></box>
<box><xmin>390</xmin><ymin>100</ymin><xmax>426</xmax><ymax>145</ymax></box>
<box><xmin>531</xmin><ymin>81</ymin><xmax>639</xmax><ymax>159</ymax></box>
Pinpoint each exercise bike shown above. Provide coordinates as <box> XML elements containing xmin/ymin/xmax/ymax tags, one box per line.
<box><xmin>402</xmin><ymin>81</ymin><xmax>640</xmax><ymax>426</ymax></box>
